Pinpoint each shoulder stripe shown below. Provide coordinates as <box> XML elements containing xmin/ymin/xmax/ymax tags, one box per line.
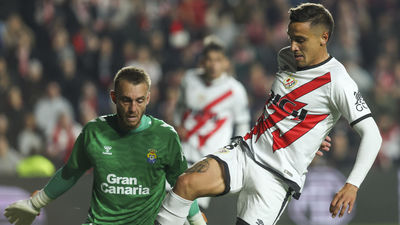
<box><xmin>350</xmin><ymin>113</ymin><xmax>372</xmax><ymax>127</ymax></box>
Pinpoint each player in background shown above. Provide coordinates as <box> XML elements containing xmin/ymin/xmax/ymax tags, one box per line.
<box><xmin>155</xmin><ymin>3</ymin><xmax>382</xmax><ymax>225</ymax></box>
<box><xmin>4</xmin><ymin>66</ymin><xmax>207</xmax><ymax>225</ymax></box>
<box><xmin>173</xmin><ymin>35</ymin><xmax>250</xmax><ymax>209</ymax></box>
<box><xmin>175</xmin><ymin>35</ymin><xmax>250</xmax><ymax>168</ymax></box>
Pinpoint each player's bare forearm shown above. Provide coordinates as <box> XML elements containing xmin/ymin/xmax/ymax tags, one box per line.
<box><xmin>329</xmin><ymin>183</ymin><xmax>358</xmax><ymax>218</ymax></box>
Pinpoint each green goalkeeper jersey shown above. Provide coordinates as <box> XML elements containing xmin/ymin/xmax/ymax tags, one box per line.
<box><xmin>48</xmin><ymin>114</ymin><xmax>187</xmax><ymax>225</ymax></box>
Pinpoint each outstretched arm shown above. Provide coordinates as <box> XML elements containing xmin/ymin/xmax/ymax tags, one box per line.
<box><xmin>4</xmin><ymin>166</ymin><xmax>85</xmax><ymax>225</ymax></box>
<box><xmin>4</xmin><ymin>130</ymin><xmax>90</xmax><ymax>225</ymax></box>
<box><xmin>329</xmin><ymin>117</ymin><xmax>381</xmax><ymax>218</ymax></box>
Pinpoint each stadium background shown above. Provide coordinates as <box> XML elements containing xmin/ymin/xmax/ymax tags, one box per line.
<box><xmin>0</xmin><ymin>0</ymin><xmax>399</xmax><ymax>224</ymax></box>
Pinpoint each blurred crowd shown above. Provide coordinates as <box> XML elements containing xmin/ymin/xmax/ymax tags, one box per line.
<box><xmin>0</xmin><ymin>0</ymin><xmax>399</xmax><ymax>177</ymax></box>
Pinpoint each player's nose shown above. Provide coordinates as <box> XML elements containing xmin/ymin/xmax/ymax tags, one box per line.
<box><xmin>128</xmin><ymin>101</ymin><xmax>138</xmax><ymax>112</ymax></box>
<box><xmin>290</xmin><ymin>41</ymin><xmax>300</xmax><ymax>52</ymax></box>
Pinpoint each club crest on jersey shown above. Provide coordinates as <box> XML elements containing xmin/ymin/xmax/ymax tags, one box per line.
<box><xmin>147</xmin><ymin>149</ymin><xmax>157</xmax><ymax>164</ymax></box>
<box><xmin>283</xmin><ymin>76</ymin><xmax>297</xmax><ymax>89</ymax></box>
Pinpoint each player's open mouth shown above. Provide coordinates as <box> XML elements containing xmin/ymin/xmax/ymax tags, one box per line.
<box><xmin>294</xmin><ymin>54</ymin><xmax>303</xmax><ymax>61</ymax></box>
<box><xmin>127</xmin><ymin>115</ymin><xmax>138</xmax><ymax>121</ymax></box>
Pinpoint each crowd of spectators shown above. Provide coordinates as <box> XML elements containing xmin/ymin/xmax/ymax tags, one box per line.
<box><xmin>0</xmin><ymin>0</ymin><xmax>399</xmax><ymax>176</ymax></box>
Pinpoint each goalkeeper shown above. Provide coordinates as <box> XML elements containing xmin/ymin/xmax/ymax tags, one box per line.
<box><xmin>4</xmin><ymin>66</ymin><xmax>206</xmax><ymax>225</ymax></box>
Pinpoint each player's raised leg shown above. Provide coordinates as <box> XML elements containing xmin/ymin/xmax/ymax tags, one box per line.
<box><xmin>155</xmin><ymin>157</ymin><xmax>226</xmax><ymax>225</ymax></box>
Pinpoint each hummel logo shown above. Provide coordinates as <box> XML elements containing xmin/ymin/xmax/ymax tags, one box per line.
<box><xmin>103</xmin><ymin>146</ymin><xmax>112</xmax><ymax>155</ymax></box>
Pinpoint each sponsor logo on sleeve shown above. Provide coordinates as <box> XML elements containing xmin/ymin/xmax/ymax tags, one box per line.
<box><xmin>354</xmin><ymin>91</ymin><xmax>368</xmax><ymax>111</ymax></box>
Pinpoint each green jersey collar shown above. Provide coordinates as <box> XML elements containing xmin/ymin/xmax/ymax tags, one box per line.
<box><xmin>129</xmin><ymin>114</ymin><xmax>152</xmax><ymax>134</ymax></box>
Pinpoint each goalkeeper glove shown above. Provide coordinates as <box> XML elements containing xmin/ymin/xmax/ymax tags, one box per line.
<box><xmin>4</xmin><ymin>189</ymin><xmax>52</xmax><ymax>225</ymax></box>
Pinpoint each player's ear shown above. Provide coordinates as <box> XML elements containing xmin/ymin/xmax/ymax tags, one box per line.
<box><xmin>110</xmin><ymin>90</ymin><xmax>117</xmax><ymax>104</ymax></box>
<box><xmin>320</xmin><ymin>31</ymin><xmax>329</xmax><ymax>46</ymax></box>
<box><xmin>146</xmin><ymin>90</ymin><xmax>151</xmax><ymax>105</ymax></box>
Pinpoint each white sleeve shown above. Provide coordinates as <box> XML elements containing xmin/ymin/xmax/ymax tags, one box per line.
<box><xmin>330</xmin><ymin>66</ymin><xmax>381</xmax><ymax>187</ymax></box>
<box><xmin>346</xmin><ymin>117</ymin><xmax>382</xmax><ymax>187</ymax></box>
<box><xmin>330</xmin><ymin>70</ymin><xmax>372</xmax><ymax>124</ymax></box>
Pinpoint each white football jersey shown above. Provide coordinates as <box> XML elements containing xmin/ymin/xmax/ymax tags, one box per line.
<box><xmin>175</xmin><ymin>69</ymin><xmax>250</xmax><ymax>163</ymax></box>
<box><xmin>244</xmin><ymin>49</ymin><xmax>372</xmax><ymax>192</ymax></box>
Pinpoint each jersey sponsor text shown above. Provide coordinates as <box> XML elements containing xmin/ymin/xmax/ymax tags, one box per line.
<box><xmin>101</xmin><ymin>174</ymin><xmax>150</xmax><ymax>195</ymax></box>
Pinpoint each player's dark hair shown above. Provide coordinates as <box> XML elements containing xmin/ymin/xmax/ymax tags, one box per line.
<box><xmin>289</xmin><ymin>3</ymin><xmax>334</xmax><ymax>41</ymax></box>
<box><xmin>114</xmin><ymin>66</ymin><xmax>151</xmax><ymax>92</ymax></box>
<box><xmin>202</xmin><ymin>35</ymin><xmax>226</xmax><ymax>57</ymax></box>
